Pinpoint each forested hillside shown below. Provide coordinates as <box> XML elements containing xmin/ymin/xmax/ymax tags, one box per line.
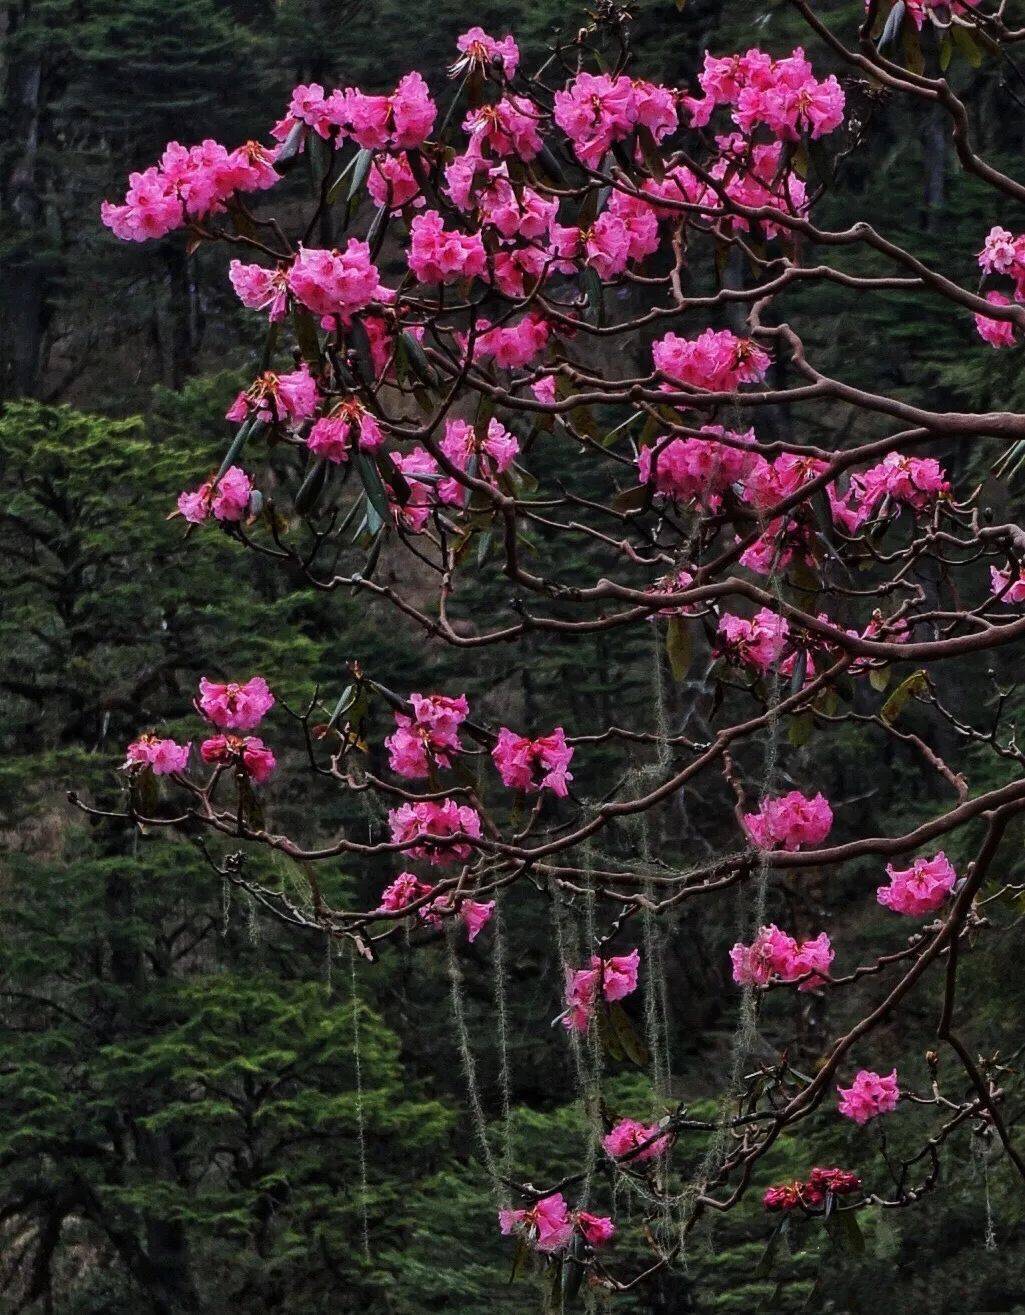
<box><xmin>2</xmin><ymin>1</ymin><xmax>1025</xmax><ymax>1311</ymax></box>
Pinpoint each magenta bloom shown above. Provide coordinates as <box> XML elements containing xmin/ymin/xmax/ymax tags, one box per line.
<box><xmin>653</xmin><ymin>328</ymin><xmax>770</xmax><ymax>393</ymax></box>
<box><xmin>286</xmin><ymin>242</ymin><xmax>380</xmax><ymax>324</ymax></box>
<box><xmin>730</xmin><ymin>924</ymin><xmax>833</xmax><ymax>991</ymax></box>
<box><xmin>177</xmin><ymin>466</ymin><xmax>253</xmax><ymax>525</ymax></box>
<box><xmin>715</xmin><ymin>608</ymin><xmax>789</xmax><ymax>672</ymax></box>
<box><xmin>975</xmin><ymin>291</ymin><xmax>1017</xmax><ymax>349</ymax></box>
<box><xmin>459</xmin><ymin>899</ymin><xmax>496</xmax><ymax>943</ymax></box>
<box><xmin>387</xmin><ymin>798</ymin><xmax>483</xmax><ymax>865</ymax></box>
<box><xmin>228</xmin><ymin>261</ymin><xmax>290</xmax><ymax>322</ymax></box>
<box><xmin>226</xmin><ymin>365</ymin><xmax>319</xmax><ymax>426</ymax></box>
<box><xmin>452</xmin><ymin>27</ymin><xmax>519</xmax><ymax>79</ymax></box>
<box><xmin>576</xmin><ymin>1212</ymin><xmax>615</xmax><ymax>1248</ymax></box>
<box><xmin>682</xmin><ymin>47</ymin><xmax>844</xmax><ymax>143</ymax></box>
<box><xmin>307</xmin><ymin>400</ymin><xmax>382</xmax><ymax>464</ymax></box>
<box><xmin>367</xmin><ymin>152</ymin><xmax>422</xmax><ymax>213</ymax></box>
<box><xmin>554</xmin><ymin>71</ymin><xmax>639</xmax><ymax>169</ymax></box>
<box><xmin>475</xmin><ymin>313</ymin><xmax>550</xmax><ymax>368</ymax></box>
<box><xmin>602</xmin><ymin>1118</ymin><xmax>671</xmax><ymax>1163</ymax></box>
<box><xmin>197</xmin><ymin>676</ymin><xmax>275</xmax><ymax>731</ymax></box>
<box><xmin>637</xmin><ymin>425</ymin><xmax>758</xmax><ymax>508</ymax></box>
<box><xmin>492</xmin><ymin>726</ymin><xmax>574</xmax><ymax>797</ymax></box>
<box><xmin>563</xmin><ymin>950</ymin><xmax>640</xmax><ymax>1031</ymax></box>
<box><xmin>376</xmin><ymin>872</ymin><xmax>435</xmax><ymax>913</ymax></box>
<box><xmin>408</xmin><ymin>210</ymin><xmax>487</xmax><ymax>285</ymax></box>
<box><xmin>837</xmin><ymin>1068</ymin><xmax>900</xmax><ymax>1125</ymax></box>
<box><xmin>200</xmin><ymin>734</ymin><xmax>276</xmax><ymax>784</ymax></box>
<box><xmin>877</xmin><ymin>852</ymin><xmax>957</xmax><ymax>917</ymax></box>
<box><xmin>743</xmin><ymin>791</ymin><xmax>833</xmax><ymax>852</ymax></box>
<box><xmin>123</xmin><ymin>735</ymin><xmax>190</xmax><ymax>776</ymax></box>
<box><xmin>385</xmin><ymin>691</ymin><xmax>469</xmax><ymax>779</ymax></box>
<box><xmin>499</xmin><ymin>1193</ymin><xmax>573</xmax><ymax>1253</ymax></box>
<box><xmin>463</xmin><ymin>96</ymin><xmax>543</xmax><ymax>161</ymax></box>
<box><xmin>763</xmin><ymin>1166</ymin><xmax>860</xmax><ymax>1211</ymax></box>
<box><xmin>991</xmin><ymin>564</ymin><xmax>1025</xmax><ymax>604</ymax></box>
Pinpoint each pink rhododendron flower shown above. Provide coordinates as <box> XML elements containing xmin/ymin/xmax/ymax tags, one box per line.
<box><xmin>341</xmin><ymin>72</ymin><xmax>437</xmax><ymax>150</ymax></box>
<box><xmin>197</xmin><ymin>676</ymin><xmax>275</xmax><ymax>731</ymax></box>
<box><xmin>307</xmin><ymin>399</ymin><xmax>382</xmax><ymax>463</ymax></box>
<box><xmin>990</xmin><ymin>564</ymin><xmax>1025</xmax><ymax>603</ymax></box>
<box><xmin>764</xmin><ymin>1166</ymin><xmax>860</xmax><ymax>1210</ymax></box>
<box><xmin>563</xmin><ymin>950</ymin><xmax>640</xmax><ymax>1030</ymax></box>
<box><xmin>684</xmin><ymin>47</ymin><xmax>844</xmax><ymax>142</ymax></box>
<box><xmin>226</xmin><ymin>365</ymin><xmax>319</xmax><ymax>426</ymax></box>
<box><xmin>492</xmin><ymin>726</ymin><xmax>574</xmax><ymax>796</ymax></box>
<box><xmin>554</xmin><ymin>72</ymin><xmax>639</xmax><ymax>169</ymax></box>
<box><xmin>123</xmin><ymin>735</ymin><xmax>190</xmax><ymax>775</ymax></box>
<box><xmin>975</xmin><ymin>291</ymin><xmax>1017</xmax><ymax>349</ymax></box>
<box><xmin>475</xmin><ymin>313</ymin><xmax>550</xmax><ymax>368</ymax></box>
<box><xmin>200</xmin><ymin>734</ymin><xmax>276</xmax><ymax>783</ymax></box>
<box><xmin>408</xmin><ymin>210</ymin><xmax>487</xmax><ymax>284</ymax></box>
<box><xmin>385</xmin><ymin>691</ymin><xmax>469</xmax><ymax>778</ymax></box>
<box><xmin>845</xmin><ymin>452</ymin><xmax>950</xmax><ymax>526</ymax></box>
<box><xmin>577</xmin><ymin>1212</ymin><xmax>615</xmax><ymax>1248</ymax></box>
<box><xmin>877</xmin><ymin>852</ymin><xmax>957</xmax><ymax>916</ymax></box>
<box><xmin>978</xmin><ymin>223</ymin><xmax>1024</xmax><ymax>277</ymax></box>
<box><xmin>387</xmin><ymin>798</ymin><xmax>483</xmax><ymax>864</ymax></box>
<box><xmin>499</xmin><ymin>1193</ymin><xmax>573</xmax><ymax>1253</ymax></box>
<box><xmin>531</xmin><ymin>374</ymin><xmax>557</xmax><ymax>405</ymax></box>
<box><xmin>463</xmin><ymin>96</ymin><xmax>543</xmax><ymax>160</ymax></box>
<box><xmin>377</xmin><ymin>872</ymin><xmax>435</xmax><ymax>913</ymax></box>
<box><xmin>459</xmin><ymin>898</ymin><xmax>496</xmax><ymax>942</ymax></box>
<box><xmin>228</xmin><ymin>261</ymin><xmax>290</xmax><ymax>321</ymax></box>
<box><xmin>743</xmin><ymin>791</ymin><xmax>833</xmax><ymax>851</ymax></box>
<box><xmin>582</xmin><ymin>211</ymin><xmax>634</xmax><ymax>280</ymax></box>
<box><xmin>437</xmin><ymin>417</ymin><xmax>519</xmax><ymax>501</ymax></box>
<box><xmin>452</xmin><ymin>27</ymin><xmax>519</xmax><ymax>79</ymax></box>
<box><xmin>286</xmin><ymin>242</ymin><xmax>380</xmax><ymax>323</ymax></box>
<box><xmin>605</xmin><ymin>189</ymin><xmax>661</xmax><ymax>260</ymax></box>
<box><xmin>367</xmin><ymin>152</ymin><xmax>423</xmax><ymax>212</ymax></box>
<box><xmin>101</xmin><ymin>140</ymin><xmax>279</xmax><ymax>241</ymax></box>
<box><xmin>730</xmin><ymin>924</ymin><xmax>833</xmax><ymax>991</ymax></box>
<box><xmin>602</xmin><ymin>1118</ymin><xmax>671</xmax><ymax>1163</ymax></box>
<box><xmin>637</xmin><ymin>426</ymin><xmax>758</xmax><ymax>506</ymax></box>
<box><xmin>837</xmin><ymin>1068</ymin><xmax>900</xmax><ymax>1125</ymax></box>
<box><xmin>176</xmin><ymin>466</ymin><xmax>254</xmax><ymax>525</ymax></box>
<box><xmin>715</xmin><ymin>608</ymin><xmax>789</xmax><ymax>672</ymax></box>
<box><xmin>653</xmin><ymin>328</ymin><xmax>770</xmax><ymax>392</ymax></box>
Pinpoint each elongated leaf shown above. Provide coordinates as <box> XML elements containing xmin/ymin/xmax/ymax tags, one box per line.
<box><xmin>666</xmin><ymin>616</ymin><xmax>693</xmax><ymax>682</ymax></box>
<box><xmin>609</xmin><ymin>1002</ymin><xmax>650</xmax><ymax>1067</ymax></box>
<box><xmin>355</xmin><ymin>452</ymin><xmax>391</xmax><ymax>526</ymax></box>
<box><xmin>880</xmin><ymin>669</ymin><xmax>927</xmax><ymax>725</ymax></box>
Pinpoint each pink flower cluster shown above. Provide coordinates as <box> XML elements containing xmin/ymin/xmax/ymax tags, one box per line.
<box><xmin>991</xmin><ymin>563</ymin><xmax>1025</xmax><ymax>604</ymax></box>
<box><xmin>376</xmin><ymin>873</ymin><xmax>494</xmax><ymax>943</ymax></box>
<box><xmin>876</xmin><ymin>852</ymin><xmax>957</xmax><ymax>917</ymax></box>
<box><xmin>602</xmin><ymin>1118</ymin><xmax>671</xmax><ymax>1164</ymax></box>
<box><xmin>226</xmin><ymin>365</ymin><xmax>319</xmax><ymax>426</ymax></box>
<box><xmin>101</xmin><ymin>139</ymin><xmax>279</xmax><ymax>241</ymax></box>
<box><xmin>177</xmin><ymin>466</ymin><xmax>253</xmax><ymax>525</ymax></box>
<box><xmin>730</xmin><ymin>924</ymin><xmax>833</xmax><ymax>991</ymax></box>
<box><xmin>286</xmin><ymin>242</ymin><xmax>380</xmax><ymax>324</ymax></box>
<box><xmin>554</xmin><ymin>72</ymin><xmax>678</xmax><ymax>169</ymax></box>
<box><xmin>975</xmin><ymin>224</ymin><xmax>1025</xmax><ymax>346</ymax></box>
<box><xmin>197</xmin><ymin>676</ymin><xmax>275</xmax><ymax>731</ymax></box>
<box><xmin>684</xmin><ymin>47</ymin><xmax>845</xmax><ymax>142</ymax></box>
<box><xmin>388</xmin><ymin>798</ymin><xmax>483</xmax><ymax>864</ymax></box>
<box><xmin>272</xmin><ymin>73</ymin><xmax>436</xmax><ymax>152</ymax></box>
<box><xmin>499</xmin><ymin>1193</ymin><xmax>614</xmax><ymax>1253</ymax></box>
<box><xmin>637</xmin><ymin>426</ymin><xmax>759</xmax><ymax>507</ymax></box>
<box><xmin>475</xmin><ymin>313</ymin><xmax>550</xmax><ymax>369</ymax></box>
<box><xmin>200</xmin><ymin>734</ymin><xmax>277</xmax><ymax>783</ymax></box>
<box><xmin>451</xmin><ymin>27</ymin><xmax>520</xmax><ymax>80</ymax></box>
<box><xmin>492</xmin><ymin>726</ymin><xmax>574</xmax><ymax>797</ymax></box>
<box><xmin>743</xmin><ymin>791</ymin><xmax>833</xmax><ymax>851</ymax></box>
<box><xmin>837</xmin><ymin>1068</ymin><xmax>900</xmax><ymax>1125</ymax></box>
<box><xmin>463</xmin><ymin>97</ymin><xmax>544</xmax><ymax>162</ymax></box>
<box><xmin>652</xmin><ymin>328</ymin><xmax>771</xmax><ymax>393</ymax></box>
<box><xmin>307</xmin><ymin>399</ymin><xmax>383</xmax><ymax>463</ymax></box>
<box><xmin>123</xmin><ymin>735</ymin><xmax>191</xmax><ymax>776</ymax></box>
<box><xmin>408</xmin><ymin>211</ymin><xmax>487</xmax><ymax>285</ymax></box>
<box><xmin>763</xmin><ymin>1166</ymin><xmax>860</xmax><ymax>1211</ymax></box>
<box><xmin>716</xmin><ymin>608</ymin><xmax>789</xmax><ymax>672</ymax></box>
<box><xmin>832</xmin><ymin>453</ymin><xmax>950</xmax><ymax>531</ymax></box>
<box><xmin>438</xmin><ymin>417</ymin><xmax>519</xmax><ymax>499</ymax></box>
<box><xmin>563</xmin><ymin>949</ymin><xmax>640</xmax><ymax>1031</ymax></box>
<box><xmin>385</xmin><ymin>692</ymin><xmax>469</xmax><ymax>779</ymax></box>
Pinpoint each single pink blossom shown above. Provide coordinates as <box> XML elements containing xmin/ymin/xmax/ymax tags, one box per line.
<box><xmin>877</xmin><ymin>852</ymin><xmax>957</xmax><ymax>916</ymax></box>
<box><xmin>492</xmin><ymin>726</ymin><xmax>574</xmax><ymax>796</ymax></box>
<box><xmin>197</xmin><ymin>676</ymin><xmax>275</xmax><ymax>731</ymax></box>
<box><xmin>837</xmin><ymin>1068</ymin><xmax>900</xmax><ymax>1125</ymax></box>
<box><xmin>123</xmin><ymin>735</ymin><xmax>190</xmax><ymax>775</ymax></box>
<box><xmin>715</xmin><ymin>609</ymin><xmax>789</xmax><ymax>672</ymax></box>
<box><xmin>743</xmin><ymin>791</ymin><xmax>833</xmax><ymax>851</ymax></box>
<box><xmin>200</xmin><ymin>734</ymin><xmax>276</xmax><ymax>783</ymax></box>
<box><xmin>499</xmin><ymin>1193</ymin><xmax>573</xmax><ymax>1253</ymax></box>
<box><xmin>602</xmin><ymin>1118</ymin><xmax>671</xmax><ymax>1163</ymax></box>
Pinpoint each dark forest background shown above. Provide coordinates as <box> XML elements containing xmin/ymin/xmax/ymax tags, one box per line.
<box><xmin>3</xmin><ymin>1</ymin><xmax>1025</xmax><ymax>1311</ymax></box>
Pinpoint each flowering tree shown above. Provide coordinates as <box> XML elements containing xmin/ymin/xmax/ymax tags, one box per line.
<box><xmin>90</xmin><ymin>0</ymin><xmax>1025</xmax><ymax>1301</ymax></box>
